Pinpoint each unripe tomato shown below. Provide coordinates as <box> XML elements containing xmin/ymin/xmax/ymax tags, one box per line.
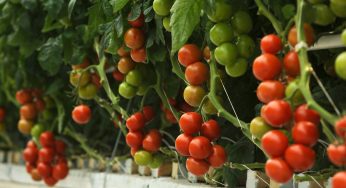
<box><xmin>215</xmin><ymin>43</ymin><xmax>238</xmax><ymax>66</ymax></box>
<box><xmin>0</xmin><ymin>108</ymin><xmax>5</xmax><ymax>121</ymax></box>
<box><xmin>292</xmin><ymin>121</ymin><xmax>319</xmax><ymax>147</ymax></box>
<box><xmin>265</xmin><ymin>158</ymin><xmax>293</xmax><ymax>183</ymax></box>
<box><xmin>284</xmin><ymin>51</ymin><xmax>300</xmax><ymax>77</ymax></box>
<box><xmin>261</xmin><ymin>130</ymin><xmax>289</xmax><ymax>158</ymax></box>
<box><xmin>152</xmin><ymin>0</ymin><xmax>173</xmax><ymax>16</ymax></box>
<box><xmin>39</xmin><ymin>147</ymin><xmax>55</xmax><ymax>163</ymax></box>
<box><xmin>332</xmin><ymin>171</ymin><xmax>346</xmax><ymax>188</ymax></box>
<box><xmin>327</xmin><ymin>144</ymin><xmax>346</xmax><ymax>166</ymax></box>
<box><xmin>312</xmin><ymin>4</ymin><xmax>336</xmax><ymax>26</ymax></box>
<box><xmin>18</xmin><ymin>119</ymin><xmax>33</xmax><ymax>135</ymax></box>
<box><xmin>209</xmin><ymin>23</ymin><xmax>234</xmax><ymax>46</ymax></box>
<box><xmin>236</xmin><ymin>35</ymin><xmax>255</xmax><ymax>59</ymax></box>
<box><xmin>20</xmin><ymin>103</ymin><xmax>37</xmax><ymax>120</ymax></box>
<box><xmin>117</xmin><ymin>45</ymin><xmax>130</xmax><ymax>57</ymax></box>
<box><xmin>261</xmin><ymin>100</ymin><xmax>292</xmax><ymax>127</ymax></box>
<box><xmin>185</xmin><ymin>62</ymin><xmax>209</xmax><ymax>85</ymax></box>
<box><xmin>163</xmin><ymin>17</ymin><xmax>171</xmax><ymax>32</ymax></box>
<box><xmin>23</xmin><ymin>147</ymin><xmax>38</xmax><ymax>163</ymax></box>
<box><xmin>118</xmin><ymin>57</ymin><xmax>135</xmax><ymax>74</ymax></box>
<box><xmin>249</xmin><ymin>117</ymin><xmax>272</xmax><ymax>139</ymax></box>
<box><xmin>288</xmin><ymin>24</ymin><xmax>315</xmax><ymax>47</ymax></box>
<box><xmin>335</xmin><ymin>116</ymin><xmax>346</xmax><ymax>139</ymax></box>
<box><xmin>252</xmin><ymin>54</ymin><xmax>282</xmax><ymax>81</ymax></box>
<box><xmin>178</xmin><ymin>44</ymin><xmax>202</xmax><ymax>67</ymax></box>
<box><xmin>128</xmin><ymin>13</ymin><xmax>144</xmax><ymax>28</ymax></box>
<box><xmin>294</xmin><ymin>104</ymin><xmax>320</xmax><ymax>125</ymax></box>
<box><xmin>335</xmin><ymin>52</ymin><xmax>346</xmax><ymax>80</ymax></box>
<box><xmin>189</xmin><ymin>136</ymin><xmax>212</xmax><ymax>159</ymax></box>
<box><xmin>72</xmin><ymin>58</ymin><xmax>90</xmax><ymax>70</ymax></box>
<box><xmin>43</xmin><ymin>177</ymin><xmax>58</xmax><ymax>187</ymax></box>
<box><xmin>231</xmin><ymin>11</ymin><xmax>253</xmax><ymax>34</ymax></box>
<box><xmin>126</xmin><ymin>69</ymin><xmax>143</xmax><ymax>87</ymax></box>
<box><xmin>52</xmin><ymin>162</ymin><xmax>69</xmax><ymax>180</ymax></box>
<box><xmin>142</xmin><ymin>129</ymin><xmax>161</xmax><ymax>152</ymax></box>
<box><xmin>179</xmin><ymin>112</ymin><xmax>203</xmax><ymax>135</ymax></box>
<box><xmin>207</xmin><ymin>145</ymin><xmax>227</xmax><ymax>168</ymax></box>
<box><xmin>183</xmin><ymin>85</ymin><xmax>206</xmax><ymax>107</ymax></box>
<box><xmin>78</xmin><ymin>83</ymin><xmax>98</xmax><ymax>100</ymax></box>
<box><xmin>260</xmin><ymin>34</ymin><xmax>282</xmax><ymax>54</ymax></box>
<box><xmin>126</xmin><ymin>112</ymin><xmax>145</xmax><ymax>132</ymax></box>
<box><xmin>69</xmin><ymin>71</ymin><xmax>91</xmax><ymax>87</ymax></box>
<box><xmin>16</xmin><ymin>89</ymin><xmax>32</xmax><ymax>105</ymax></box>
<box><xmin>207</xmin><ymin>0</ymin><xmax>233</xmax><ymax>22</ymax></box>
<box><xmin>225</xmin><ymin>58</ymin><xmax>248</xmax><ymax>77</ymax></box>
<box><xmin>175</xmin><ymin>133</ymin><xmax>193</xmax><ymax>156</ymax></box>
<box><xmin>37</xmin><ymin>162</ymin><xmax>52</xmax><ymax>178</ymax></box>
<box><xmin>256</xmin><ymin>81</ymin><xmax>285</xmax><ymax>103</ymax></box>
<box><xmin>202</xmin><ymin>98</ymin><xmax>218</xmax><ymax>115</ymax></box>
<box><xmin>148</xmin><ymin>154</ymin><xmax>164</xmax><ymax>169</ymax></box>
<box><xmin>186</xmin><ymin>157</ymin><xmax>210</xmax><ymax>176</ymax></box>
<box><xmin>134</xmin><ymin>150</ymin><xmax>152</xmax><ymax>166</ymax></box>
<box><xmin>330</xmin><ymin>0</ymin><xmax>346</xmax><ymax>18</ymax></box>
<box><xmin>126</xmin><ymin>131</ymin><xmax>143</xmax><ymax>148</ymax></box>
<box><xmin>119</xmin><ymin>82</ymin><xmax>137</xmax><ymax>99</ymax></box>
<box><xmin>201</xmin><ymin>120</ymin><xmax>221</xmax><ymax>140</ymax></box>
<box><xmin>285</xmin><ymin>79</ymin><xmax>305</xmax><ymax>106</ymax></box>
<box><xmin>130</xmin><ymin>47</ymin><xmax>146</xmax><ymax>63</ymax></box>
<box><xmin>285</xmin><ymin>144</ymin><xmax>316</xmax><ymax>172</ymax></box>
<box><xmin>112</xmin><ymin>70</ymin><xmax>124</xmax><ymax>81</ymax></box>
<box><xmin>124</xmin><ymin>28</ymin><xmax>145</xmax><ymax>49</ymax></box>
<box><xmin>142</xmin><ymin>106</ymin><xmax>155</xmax><ymax>122</ymax></box>
<box><xmin>72</xmin><ymin>105</ymin><xmax>91</xmax><ymax>125</ymax></box>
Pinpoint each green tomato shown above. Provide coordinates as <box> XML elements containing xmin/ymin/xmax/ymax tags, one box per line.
<box><xmin>209</xmin><ymin>23</ymin><xmax>234</xmax><ymax>46</ymax></box>
<box><xmin>341</xmin><ymin>29</ymin><xmax>346</xmax><ymax>46</ymax></box>
<box><xmin>163</xmin><ymin>17</ymin><xmax>171</xmax><ymax>32</ymax></box>
<box><xmin>225</xmin><ymin>58</ymin><xmax>248</xmax><ymax>77</ymax></box>
<box><xmin>215</xmin><ymin>43</ymin><xmax>238</xmax><ymax>66</ymax></box>
<box><xmin>119</xmin><ymin>82</ymin><xmax>137</xmax><ymax>99</ymax></box>
<box><xmin>202</xmin><ymin>98</ymin><xmax>218</xmax><ymax>115</ymax></box>
<box><xmin>134</xmin><ymin>150</ymin><xmax>153</xmax><ymax>166</ymax></box>
<box><xmin>236</xmin><ymin>35</ymin><xmax>255</xmax><ymax>59</ymax></box>
<box><xmin>207</xmin><ymin>0</ymin><xmax>233</xmax><ymax>22</ymax></box>
<box><xmin>231</xmin><ymin>11</ymin><xmax>253</xmax><ymax>34</ymax></box>
<box><xmin>31</xmin><ymin>124</ymin><xmax>45</xmax><ymax>139</ymax></box>
<box><xmin>335</xmin><ymin>52</ymin><xmax>346</xmax><ymax>80</ymax></box>
<box><xmin>330</xmin><ymin>0</ymin><xmax>346</xmax><ymax>18</ymax></box>
<box><xmin>250</xmin><ymin>117</ymin><xmax>273</xmax><ymax>139</ymax></box>
<box><xmin>148</xmin><ymin>154</ymin><xmax>164</xmax><ymax>169</ymax></box>
<box><xmin>126</xmin><ymin>69</ymin><xmax>142</xmax><ymax>87</ymax></box>
<box><xmin>70</xmin><ymin>71</ymin><xmax>90</xmax><ymax>87</ymax></box>
<box><xmin>153</xmin><ymin>0</ymin><xmax>173</xmax><ymax>16</ymax></box>
<box><xmin>78</xmin><ymin>83</ymin><xmax>98</xmax><ymax>100</ymax></box>
<box><xmin>312</xmin><ymin>4</ymin><xmax>336</xmax><ymax>26</ymax></box>
<box><xmin>285</xmin><ymin>79</ymin><xmax>305</xmax><ymax>107</ymax></box>
<box><xmin>137</xmin><ymin>85</ymin><xmax>149</xmax><ymax>96</ymax></box>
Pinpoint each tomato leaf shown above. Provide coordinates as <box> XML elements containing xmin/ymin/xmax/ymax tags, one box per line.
<box><xmin>128</xmin><ymin>3</ymin><xmax>141</xmax><ymax>21</ymax></box>
<box><xmin>170</xmin><ymin>0</ymin><xmax>203</xmax><ymax>53</ymax></box>
<box><xmin>111</xmin><ymin>0</ymin><xmax>129</xmax><ymax>13</ymax></box>
<box><xmin>21</xmin><ymin>0</ymin><xmax>37</xmax><ymax>11</ymax></box>
<box><xmin>68</xmin><ymin>0</ymin><xmax>77</xmax><ymax>19</ymax></box>
<box><xmin>41</xmin><ymin>0</ymin><xmax>64</xmax><ymax>19</ymax></box>
<box><xmin>38</xmin><ymin>36</ymin><xmax>63</xmax><ymax>76</ymax></box>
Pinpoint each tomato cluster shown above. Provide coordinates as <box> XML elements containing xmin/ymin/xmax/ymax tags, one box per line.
<box><xmin>16</xmin><ymin>89</ymin><xmax>46</xmax><ymax>135</ymax></box>
<box><xmin>0</xmin><ymin>107</ymin><xmax>5</xmax><ymax>132</ymax></box>
<box><xmin>69</xmin><ymin>58</ymin><xmax>100</xmax><ymax>100</ymax></box>
<box><xmin>23</xmin><ymin>132</ymin><xmax>69</xmax><ymax>187</ymax></box>
<box><xmin>175</xmin><ymin>112</ymin><xmax>226</xmax><ymax>176</ymax></box>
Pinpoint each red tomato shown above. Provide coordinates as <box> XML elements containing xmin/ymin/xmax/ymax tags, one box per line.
<box><xmin>72</xmin><ymin>58</ymin><xmax>90</xmax><ymax>70</ymax></box>
<box><xmin>186</xmin><ymin>157</ymin><xmax>210</xmax><ymax>176</ymax></box>
<box><xmin>40</xmin><ymin>131</ymin><xmax>55</xmax><ymax>147</ymax></box>
<box><xmin>0</xmin><ymin>108</ymin><xmax>5</xmax><ymax>121</ymax></box>
<box><xmin>23</xmin><ymin>147</ymin><xmax>38</xmax><ymax>163</ymax></box>
<box><xmin>252</xmin><ymin>54</ymin><xmax>282</xmax><ymax>81</ymax></box>
<box><xmin>332</xmin><ymin>171</ymin><xmax>346</xmax><ymax>188</ymax></box>
<box><xmin>34</xmin><ymin>98</ymin><xmax>46</xmax><ymax>112</ymax></box>
<box><xmin>112</xmin><ymin>70</ymin><xmax>125</xmax><ymax>81</ymax></box>
<box><xmin>292</xmin><ymin>121</ymin><xmax>319</xmax><ymax>147</ymax></box>
<box><xmin>20</xmin><ymin>103</ymin><xmax>37</xmax><ymax>120</ymax></box>
<box><xmin>130</xmin><ymin>47</ymin><xmax>147</xmax><ymax>63</ymax></box>
<box><xmin>126</xmin><ymin>112</ymin><xmax>145</xmax><ymax>132</ymax></box>
<box><xmin>117</xmin><ymin>45</ymin><xmax>130</xmax><ymax>57</ymax></box>
<box><xmin>256</xmin><ymin>81</ymin><xmax>285</xmax><ymax>103</ymax></box>
<box><xmin>54</xmin><ymin>140</ymin><xmax>66</xmax><ymax>155</ymax></box>
<box><xmin>179</xmin><ymin>112</ymin><xmax>203</xmax><ymax>135</ymax></box>
<box><xmin>265</xmin><ymin>158</ymin><xmax>293</xmax><ymax>183</ymax></box>
<box><xmin>91</xmin><ymin>73</ymin><xmax>101</xmax><ymax>89</ymax></box>
<box><xmin>294</xmin><ymin>104</ymin><xmax>320</xmax><ymax>125</ymax></box>
<box><xmin>175</xmin><ymin>133</ymin><xmax>193</xmax><ymax>156</ymax></box>
<box><xmin>284</xmin><ymin>51</ymin><xmax>300</xmax><ymax>77</ymax></box>
<box><xmin>142</xmin><ymin>129</ymin><xmax>162</xmax><ymax>152</ymax></box>
<box><xmin>39</xmin><ymin>148</ymin><xmax>55</xmax><ymax>163</ymax></box>
<box><xmin>31</xmin><ymin>88</ymin><xmax>43</xmax><ymax>98</ymax></box>
<box><xmin>131</xmin><ymin>147</ymin><xmax>139</xmax><ymax>157</ymax></box>
<box><xmin>188</xmin><ymin>136</ymin><xmax>212</xmax><ymax>159</ymax></box>
<box><xmin>141</xmin><ymin>106</ymin><xmax>154</xmax><ymax>123</ymax></box>
<box><xmin>201</xmin><ymin>119</ymin><xmax>221</xmax><ymax>140</ymax></box>
<box><xmin>26</xmin><ymin>162</ymin><xmax>34</xmax><ymax>173</ymax></box>
<box><xmin>327</xmin><ymin>144</ymin><xmax>346</xmax><ymax>167</ymax></box>
<box><xmin>128</xmin><ymin>13</ymin><xmax>144</xmax><ymax>28</ymax></box>
<box><xmin>37</xmin><ymin>162</ymin><xmax>52</xmax><ymax>178</ymax></box>
<box><xmin>284</xmin><ymin>144</ymin><xmax>316</xmax><ymax>172</ymax></box>
<box><xmin>52</xmin><ymin>162</ymin><xmax>69</xmax><ymax>180</ymax></box>
<box><xmin>72</xmin><ymin>105</ymin><xmax>91</xmax><ymax>125</ymax></box>
<box><xmin>207</xmin><ymin>145</ymin><xmax>227</xmax><ymax>168</ymax></box>
<box><xmin>335</xmin><ymin>116</ymin><xmax>346</xmax><ymax>139</ymax></box>
<box><xmin>164</xmin><ymin>109</ymin><xmax>177</xmax><ymax>123</ymax></box>
<box><xmin>124</xmin><ymin>28</ymin><xmax>145</xmax><ymax>49</ymax></box>
<box><xmin>31</xmin><ymin>169</ymin><xmax>42</xmax><ymax>181</ymax></box>
<box><xmin>44</xmin><ymin>176</ymin><xmax>58</xmax><ymax>187</ymax></box>
<box><xmin>126</xmin><ymin>131</ymin><xmax>143</xmax><ymax>148</ymax></box>
<box><xmin>261</xmin><ymin>130</ymin><xmax>289</xmax><ymax>158</ymax></box>
<box><xmin>288</xmin><ymin>24</ymin><xmax>315</xmax><ymax>47</ymax></box>
<box><xmin>178</xmin><ymin>102</ymin><xmax>194</xmax><ymax>113</ymax></box>
<box><xmin>261</xmin><ymin>100</ymin><xmax>292</xmax><ymax>127</ymax></box>
<box><xmin>27</xmin><ymin>140</ymin><xmax>37</xmax><ymax>149</ymax></box>
<box><xmin>260</xmin><ymin>34</ymin><xmax>282</xmax><ymax>54</ymax></box>
<box><xmin>178</xmin><ymin>44</ymin><xmax>202</xmax><ymax>67</ymax></box>
<box><xmin>185</xmin><ymin>62</ymin><xmax>209</xmax><ymax>85</ymax></box>
<box><xmin>56</xmin><ymin>155</ymin><xmax>67</xmax><ymax>164</ymax></box>
<box><xmin>16</xmin><ymin>89</ymin><xmax>32</xmax><ymax>105</ymax></box>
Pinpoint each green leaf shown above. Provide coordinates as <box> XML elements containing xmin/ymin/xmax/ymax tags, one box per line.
<box><xmin>111</xmin><ymin>0</ymin><xmax>129</xmax><ymax>13</ymax></box>
<box><xmin>128</xmin><ymin>3</ymin><xmax>141</xmax><ymax>21</ymax></box>
<box><xmin>281</xmin><ymin>4</ymin><xmax>295</xmax><ymax>20</ymax></box>
<box><xmin>41</xmin><ymin>0</ymin><xmax>64</xmax><ymax>19</ymax></box>
<box><xmin>170</xmin><ymin>0</ymin><xmax>203</xmax><ymax>53</ymax></box>
<box><xmin>21</xmin><ymin>0</ymin><xmax>37</xmax><ymax>10</ymax></box>
<box><xmin>88</xmin><ymin>2</ymin><xmax>106</xmax><ymax>35</ymax></box>
<box><xmin>38</xmin><ymin>36</ymin><xmax>63</xmax><ymax>76</ymax></box>
<box><xmin>114</xmin><ymin>13</ymin><xmax>124</xmax><ymax>37</ymax></box>
<box><xmin>68</xmin><ymin>0</ymin><xmax>76</xmax><ymax>19</ymax></box>
<box><xmin>154</xmin><ymin>15</ymin><xmax>165</xmax><ymax>45</ymax></box>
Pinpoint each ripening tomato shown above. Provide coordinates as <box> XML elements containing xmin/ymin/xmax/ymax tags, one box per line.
<box><xmin>55</xmin><ymin>140</ymin><xmax>66</xmax><ymax>155</ymax></box>
<box><xmin>260</xmin><ymin>34</ymin><xmax>282</xmax><ymax>54</ymax></box>
<box><xmin>185</xmin><ymin>62</ymin><xmax>209</xmax><ymax>85</ymax></box>
<box><xmin>117</xmin><ymin>45</ymin><xmax>130</xmax><ymax>57</ymax></box>
<box><xmin>18</xmin><ymin>119</ymin><xmax>33</xmax><ymax>135</ymax></box>
<box><xmin>256</xmin><ymin>81</ymin><xmax>285</xmax><ymax>103</ymax></box>
<box><xmin>16</xmin><ymin>89</ymin><xmax>32</xmax><ymax>105</ymax></box>
<box><xmin>131</xmin><ymin>47</ymin><xmax>147</xmax><ymax>63</ymax></box>
<box><xmin>250</xmin><ymin>117</ymin><xmax>273</xmax><ymax>139</ymax></box>
<box><xmin>72</xmin><ymin>58</ymin><xmax>90</xmax><ymax>70</ymax></box>
<box><xmin>261</xmin><ymin>130</ymin><xmax>289</xmax><ymax>158</ymax></box>
<box><xmin>179</xmin><ymin>112</ymin><xmax>203</xmax><ymax>135</ymax></box>
<box><xmin>292</xmin><ymin>121</ymin><xmax>319</xmax><ymax>147</ymax></box>
<box><xmin>183</xmin><ymin>85</ymin><xmax>206</xmax><ymax>107</ymax></box>
<box><xmin>128</xmin><ymin>13</ymin><xmax>144</xmax><ymax>27</ymax></box>
<box><xmin>40</xmin><ymin>131</ymin><xmax>55</xmax><ymax>147</ymax></box>
<box><xmin>178</xmin><ymin>44</ymin><xmax>202</xmax><ymax>67</ymax></box>
<box><xmin>265</xmin><ymin>158</ymin><xmax>293</xmax><ymax>183</ymax></box>
<box><xmin>52</xmin><ymin>162</ymin><xmax>69</xmax><ymax>180</ymax></box>
<box><xmin>142</xmin><ymin>129</ymin><xmax>162</xmax><ymax>152</ymax></box>
<box><xmin>332</xmin><ymin>171</ymin><xmax>346</xmax><ymax>188</ymax></box>
<box><xmin>327</xmin><ymin>144</ymin><xmax>346</xmax><ymax>166</ymax></box>
<box><xmin>207</xmin><ymin>145</ymin><xmax>227</xmax><ymax>168</ymax></box>
<box><xmin>124</xmin><ymin>28</ymin><xmax>145</xmax><ymax>49</ymax></box>
<box><xmin>23</xmin><ymin>147</ymin><xmax>38</xmax><ymax>163</ymax></box>
<box><xmin>118</xmin><ymin>57</ymin><xmax>135</xmax><ymax>74</ymax></box>
<box><xmin>72</xmin><ymin>105</ymin><xmax>91</xmax><ymax>125</ymax></box>
<box><xmin>294</xmin><ymin>104</ymin><xmax>320</xmax><ymax>125</ymax></box>
<box><xmin>201</xmin><ymin>120</ymin><xmax>221</xmax><ymax>140</ymax></box>
<box><xmin>284</xmin><ymin>51</ymin><xmax>300</xmax><ymax>77</ymax></box>
<box><xmin>261</xmin><ymin>100</ymin><xmax>292</xmax><ymax>127</ymax></box>
<box><xmin>175</xmin><ymin>133</ymin><xmax>193</xmax><ymax>156</ymax></box>
<box><xmin>31</xmin><ymin>169</ymin><xmax>42</xmax><ymax>181</ymax></box>
<box><xmin>252</xmin><ymin>54</ymin><xmax>282</xmax><ymax>81</ymax></box>
<box><xmin>288</xmin><ymin>24</ymin><xmax>315</xmax><ymax>47</ymax></box>
<box><xmin>126</xmin><ymin>131</ymin><xmax>143</xmax><ymax>148</ymax></box>
<box><xmin>189</xmin><ymin>136</ymin><xmax>213</xmax><ymax>159</ymax></box>
<box><xmin>44</xmin><ymin>176</ymin><xmax>58</xmax><ymax>187</ymax></box>
<box><xmin>69</xmin><ymin>71</ymin><xmax>91</xmax><ymax>87</ymax></box>
<box><xmin>186</xmin><ymin>157</ymin><xmax>210</xmax><ymax>176</ymax></box>
<box><xmin>335</xmin><ymin>116</ymin><xmax>346</xmax><ymax>139</ymax></box>
<box><xmin>0</xmin><ymin>108</ymin><xmax>5</xmax><ymax>122</ymax></box>
<box><xmin>39</xmin><ymin>148</ymin><xmax>55</xmax><ymax>163</ymax></box>
<box><xmin>284</xmin><ymin>144</ymin><xmax>316</xmax><ymax>172</ymax></box>
<box><xmin>20</xmin><ymin>103</ymin><xmax>37</xmax><ymax>120</ymax></box>
<box><xmin>112</xmin><ymin>70</ymin><xmax>124</xmax><ymax>81</ymax></box>
<box><xmin>126</xmin><ymin>112</ymin><xmax>145</xmax><ymax>132</ymax></box>
<box><xmin>37</xmin><ymin>162</ymin><xmax>52</xmax><ymax>178</ymax></box>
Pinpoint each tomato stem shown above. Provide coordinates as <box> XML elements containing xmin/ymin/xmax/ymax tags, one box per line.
<box><xmin>254</xmin><ymin>0</ymin><xmax>283</xmax><ymax>34</ymax></box>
